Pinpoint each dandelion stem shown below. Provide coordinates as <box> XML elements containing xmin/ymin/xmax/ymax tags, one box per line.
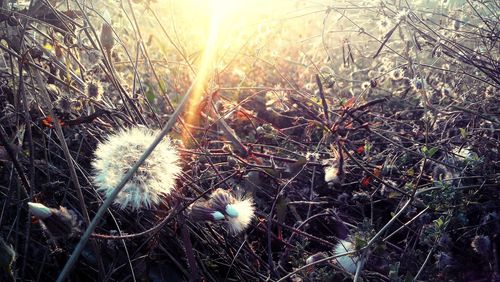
<box><xmin>56</xmin><ymin>77</ymin><xmax>198</xmax><ymax>282</ymax></box>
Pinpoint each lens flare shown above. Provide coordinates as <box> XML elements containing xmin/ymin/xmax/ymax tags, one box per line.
<box><xmin>182</xmin><ymin>0</ymin><xmax>226</xmax><ymax>142</ymax></box>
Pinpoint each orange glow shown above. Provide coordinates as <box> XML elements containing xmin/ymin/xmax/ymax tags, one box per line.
<box><xmin>171</xmin><ymin>0</ymin><xmax>302</xmax><ymax>143</ymax></box>
<box><xmin>182</xmin><ymin>1</ymin><xmax>223</xmax><ymax>143</ymax></box>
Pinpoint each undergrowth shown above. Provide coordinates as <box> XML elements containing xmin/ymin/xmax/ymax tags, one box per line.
<box><xmin>0</xmin><ymin>0</ymin><xmax>498</xmax><ymax>281</ymax></box>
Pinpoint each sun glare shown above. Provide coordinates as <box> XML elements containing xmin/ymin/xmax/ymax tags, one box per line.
<box><xmin>182</xmin><ymin>0</ymin><xmax>224</xmax><ymax>142</ymax></box>
<box><xmin>180</xmin><ymin>0</ymin><xmax>275</xmax><ymax>142</ymax></box>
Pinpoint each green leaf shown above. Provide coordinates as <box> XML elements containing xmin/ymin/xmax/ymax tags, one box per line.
<box><xmin>427</xmin><ymin>147</ymin><xmax>438</xmax><ymax>158</ymax></box>
<box><xmin>389</xmin><ymin>262</ymin><xmax>400</xmax><ymax>281</ymax></box>
<box><xmin>276</xmin><ymin>196</ymin><xmax>289</xmax><ymax>224</ymax></box>
<box><xmin>145</xmin><ymin>84</ymin><xmax>156</xmax><ymax>103</ymax></box>
<box><xmin>0</xmin><ymin>237</ymin><xmax>16</xmax><ymax>280</ymax></box>
<box><xmin>421</xmin><ymin>146</ymin><xmax>438</xmax><ymax>158</ymax></box>
<box><xmin>459</xmin><ymin>128</ymin><xmax>467</xmax><ymax>139</ymax></box>
<box><xmin>434</xmin><ymin>217</ymin><xmax>444</xmax><ymax>228</ymax></box>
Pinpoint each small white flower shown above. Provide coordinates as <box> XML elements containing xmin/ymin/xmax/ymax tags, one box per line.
<box><xmin>333</xmin><ymin>240</ymin><xmax>359</xmax><ymax>274</ymax></box>
<box><xmin>395</xmin><ymin>10</ymin><xmax>409</xmax><ymax>23</ymax></box>
<box><xmin>305</xmin><ymin>151</ymin><xmax>320</xmax><ymax>161</ymax></box>
<box><xmin>92</xmin><ymin>127</ymin><xmax>181</xmax><ymax>210</ymax></box>
<box><xmin>390</xmin><ymin>69</ymin><xmax>404</xmax><ymax>81</ymax></box>
<box><xmin>324</xmin><ymin>164</ymin><xmax>340</xmax><ymax>183</ymax></box>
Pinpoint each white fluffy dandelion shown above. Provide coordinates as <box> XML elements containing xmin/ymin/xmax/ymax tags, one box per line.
<box><xmin>189</xmin><ymin>188</ymin><xmax>255</xmax><ymax>234</ymax></box>
<box><xmin>224</xmin><ymin>198</ymin><xmax>255</xmax><ymax>234</ymax></box>
<box><xmin>333</xmin><ymin>240</ymin><xmax>359</xmax><ymax>274</ymax></box>
<box><xmin>92</xmin><ymin>127</ymin><xmax>181</xmax><ymax>210</ymax></box>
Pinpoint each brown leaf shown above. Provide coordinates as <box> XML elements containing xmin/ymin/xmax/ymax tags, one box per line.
<box><xmin>343</xmin><ymin>96</ymin><xmax>356</xmax><ymax>110</ymax></box>
<box><xmin>361</xmin><ymin>176</ymin><xmax>372</xmax><ymax>187</ymax></box>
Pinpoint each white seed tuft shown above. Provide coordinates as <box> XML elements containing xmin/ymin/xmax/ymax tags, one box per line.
<box><xmin>28</xmin><ymin>202</ymin><xmax>53</xmax><ymax>219</ymax></box>
<box><xmin>92</xmin><ymin>127</ymin><xmax>181</xmax><ymax>211</ymax></box>
<box><xmin>225</xmin><ymin>197</ymin><xmax>255</xmax><ymax>234</ymax></box>
<box><xmin>333</xmin><ymin>240</ymin><xmax>359</xmax><ymax>274</ymax></box>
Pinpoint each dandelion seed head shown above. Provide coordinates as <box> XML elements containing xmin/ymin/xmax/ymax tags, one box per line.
<box><xmin>390</xmin><ymin>69</ymin><xmax>403</xmax><ymax>81</ymax></box>
<box><xmin>189</xmin><ymin>201</ymin><xmax>218</xmax><ymax>221</ymax></box>
<box><xmin>324</xmin><ymin>164</ymin><xmax>339</xmax><ymax>183</ymax></box>
<box><xmin>395</xmin><ymin>10</ymin><xmax>409</xmax><ymax>22</ymax></box>
<box><xmin>484</xmin><ymin>85</ymin><xmax>496</xmax><ymax>99</ymax></box>
<box><xmin>333</xmin><ymin>240</ymin><xmax>359</xmax><ymax>274</ymax></box>
<box><xmin>190</xmin><ymin>188</ymin><xmax>255</xmax><ymax>234</ymax></box>
<box><xmin>210</xmin><ymin>188</ymin><xmax>237</xmax><ymax>211</ymax></box>
<box><xmin>471</xmin><ymin>235</ymin><xmax>491</xmax><ymax>256</ymax></box>
<box><xmin>225</xmin><ymin>197</ymin><xmax>255</xmax><ymax>234</ymax></box>
<box><xmin>85</xmin><ymin>79</ymin><xmax>104</xmax><ymax>101</ymax></box>
<box><xmin>361</xmin><ymin>81</ymin><xmax>371</xmax><ymax>91</ymax></box>
<box><xmin>92</xmin><ymin>127</ymin><xmax>181</xmax><ymax>210</ymax></box>
<box><xmin>411</xmin><ymin>77</ymin><xmax>424</xmax><ymax>90</ymax></box>
<box><xmin>225</xmin><ymin>204</ymin><xmax>239</xmax><ymax>218</ymax></box>
<box><xmin>377</xmin><ymin>16</ymin><xmax>392</xmax><ymax>31</ymax></box>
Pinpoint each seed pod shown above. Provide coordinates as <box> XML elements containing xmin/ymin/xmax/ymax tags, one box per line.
<box><xmin>29</xmin><ymin>202</ymin><xmax>80</xmax><ymax>240</ymax></box>
<box><xmin>471</xmin><ymin>235</ymin><xmax>491</xmax><ymax>257</ymax></box>
<box><xmin>100</xmin><ymin>23</ymin><xmax>114</xmax><ymax>51</ymax></box>
<box><xmin>54</xmin><ymin>42</ymin><xmax>64</xmax><ymax>59</ymax></box>
<box><xmin>28</xmin><ymin>202</ymin><xmax>52</xmax><ymax>219</ymax></box>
